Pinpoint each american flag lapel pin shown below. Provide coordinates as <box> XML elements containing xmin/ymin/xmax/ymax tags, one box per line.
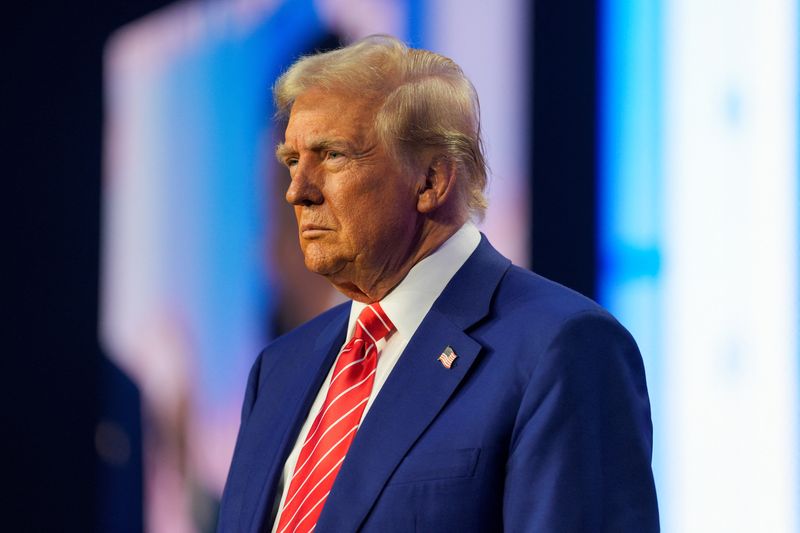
<box><xmin>437</xmin><ymin>346</ymin><xmax>458</xmax><ymax>369</ymax></box>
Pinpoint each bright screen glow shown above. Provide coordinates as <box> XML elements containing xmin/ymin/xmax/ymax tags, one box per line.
<box><xmin>601</xmin><ymin>1</ymin><xmax>799</xmax><ymax>532</ymax></box>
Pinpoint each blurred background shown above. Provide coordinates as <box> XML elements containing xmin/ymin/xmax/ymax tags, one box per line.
<box><xmin>7</xmin><ymin>0</ymin><xmax>798</xmax><ymax>532</ymax></box>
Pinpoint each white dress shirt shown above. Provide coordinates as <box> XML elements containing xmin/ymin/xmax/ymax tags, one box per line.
<box><xmin>270</xmin><ymin>222</ymin><xmax>481</xmax><ymax>531</ymax></box>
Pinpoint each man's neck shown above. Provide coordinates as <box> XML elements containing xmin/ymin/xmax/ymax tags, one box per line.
<box><xmin>330</xmin><ymin>218</ymin><xmax>466</xmax><ymax>303</ymax></box>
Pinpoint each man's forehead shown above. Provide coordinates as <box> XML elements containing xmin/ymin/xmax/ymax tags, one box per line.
<box><xmin>290</xmin><ymin>89</ymin><xmax>352</xmax><ymax>119</ymax></box>
<box><xmin>282</xmin><ymin>112</ymin><xmax>365</xmax><ymax>145</ymax></box>
<box><xmin>289</xmin><ymin>88</ymin><xmax>381</xmax><ymax>125</ymax></box>
<box><xmin>282</xmin><ymin>92</ymin><xmax>379</xmax><ymax>149</ymax></box>
<box><xmin>293</xmin><ymin>85</ymin><xmax>379</xmax><ymax>108</ymax></box>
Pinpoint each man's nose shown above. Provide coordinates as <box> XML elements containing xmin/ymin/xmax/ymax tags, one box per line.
<box><xmin>285</xmin><ymin>163</ymin><xmax>323</xmax><ymax>206</ymax></box>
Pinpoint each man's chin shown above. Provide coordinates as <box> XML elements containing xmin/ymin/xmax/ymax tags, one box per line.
<box><xmin>301</xmin><ymin>256</ymin><xmax>370</xmax><ymax>299</ymax></box>
<box><xmin>302</xmin><ymin>254</ymin><xmax>346</xmax><ymax>278</ymax></box>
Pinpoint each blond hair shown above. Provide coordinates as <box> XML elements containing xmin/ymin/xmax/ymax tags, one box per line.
<box><xmin>274</xmin><ymin>35</ymin><xmax>488</xmax><ymax>218</ymax></box>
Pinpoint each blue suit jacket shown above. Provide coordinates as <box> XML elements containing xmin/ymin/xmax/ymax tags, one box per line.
<box><xmin>218</xmin><ymin>237</ymin><xmax>659</xmax><ymax>532</ymax></box>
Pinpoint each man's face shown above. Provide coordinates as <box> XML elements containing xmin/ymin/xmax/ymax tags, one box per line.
<box><xmin>277</xmin><ymin>88</ymin><xmax>421</xmax><ymax>300</ymax></box>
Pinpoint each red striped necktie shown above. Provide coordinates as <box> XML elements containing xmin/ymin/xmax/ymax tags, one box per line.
<box><xmin>275</xmin><ymin>303</ymin><xmax>395</xmax><ymax>533</ymax></box>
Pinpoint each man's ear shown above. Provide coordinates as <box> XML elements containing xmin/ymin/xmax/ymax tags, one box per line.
<box><xmin>416</xmin><ymin>156</ymin><xmax>458</xmax><ymax>214</ymax></box>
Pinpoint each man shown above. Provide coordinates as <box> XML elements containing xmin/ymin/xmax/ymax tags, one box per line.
<box><xmin>218</xmin><ymin>35</ymin><xmax>659</xmax><ymax>532</ymax></box>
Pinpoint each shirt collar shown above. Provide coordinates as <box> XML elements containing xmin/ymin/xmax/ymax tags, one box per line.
<box><xmin>347</xmin><ymin>222</ymin><xmax>481</xmax><ymax>341</ymax></box>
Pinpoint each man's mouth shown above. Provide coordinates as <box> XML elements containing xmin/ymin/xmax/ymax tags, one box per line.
<box><xmin>300</xmin><ymin>224</ymin><xmax>332</xmax><ymax>238</ymax></box>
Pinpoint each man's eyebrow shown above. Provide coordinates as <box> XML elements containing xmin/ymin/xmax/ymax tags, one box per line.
<box><xmin>275</xmin><ymin>138</ymin><xmax>357</xmax><ymax>163</ymax></box>
<box><xmin>275</xmin><ymin>143</ymin><xmax>296</xmax><ymax>162</ymax></box>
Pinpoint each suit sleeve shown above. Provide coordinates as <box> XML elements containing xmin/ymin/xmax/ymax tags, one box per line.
<box><xmin>239</xmin><ymin>349</ymin><xmax>264</xmax><ymax>426</ymax></box>
<box><xmin>218</xmin><ymin>349</ymin><xmax>264</xmax><ymax>522</ymax></box>
<box><xmin>503</xmin><ymin>311</ymin><xmax>660</xmax><ymax>532</ymax></box>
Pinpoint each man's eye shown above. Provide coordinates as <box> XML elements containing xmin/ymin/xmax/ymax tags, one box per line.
<box><xmin>327</xmin><ymin>151</ymin><xmax>343</xmax><ymax>160</ymax></box>
<box><xmin>286</xmin><ymin>158</ymin><xmax>298</xmax><ymax>167</ymax></box>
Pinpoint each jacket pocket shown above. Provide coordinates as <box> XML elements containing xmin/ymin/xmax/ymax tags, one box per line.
<box><xmin>388</xmin><ymin>448</ymin><xmax>480</xmax><ymax>485</ymax></box>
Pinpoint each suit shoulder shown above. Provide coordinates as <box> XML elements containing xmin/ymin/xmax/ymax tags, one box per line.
<box><xmin>251</xmin><ymin>302</ymin><xmax>348</xmax><ymax>384</ymax></box>
<box><xmin>483</xmin><ymin>265</ymin><xmax>638</xmax><ymax>357</ymax></box>
<box><xmin>261</xmin><ymin>302</ymin><xmax>350</xmax><ymax>368</ymax></box>
<box><xmin>482</xmin><ymin>264</ymin><xmax>641</xmax><ymax>374</ymax></box>
<box><xmin>265</xmin><ymin>301</ymin><xmax>350</xmax><ymax>353</ymax></box>
<box><xmin>495</xmin><ymin>265</ymin><xmax>611</xmax><ymax>323</ymax></box>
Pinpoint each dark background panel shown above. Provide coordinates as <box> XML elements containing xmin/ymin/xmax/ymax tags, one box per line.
<box><xmin>530</xmin><ymin>0</ymin><xmax>598</xmax><ymax>300</ymax></box>
<box><xmin>7</xmin><ymin>3</ymin><xmax>172</xmax><ymax>532</ymax></box>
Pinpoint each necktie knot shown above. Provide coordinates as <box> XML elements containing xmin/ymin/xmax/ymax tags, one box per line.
<box><xmin>354</xmin><ymin>303</ymin><xmax>394</xmax><ymax>344</ymax></box>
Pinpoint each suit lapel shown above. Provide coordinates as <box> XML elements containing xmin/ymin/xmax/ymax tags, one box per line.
<box><xmin>241</xmin><ymin>307</ymin><xmax>349</xmax><ymax>533</ymax></box>
<box><xmin>315</xmin><ymin>236</ymin><xmax>511</xmax><ymax>532</ymax></box>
